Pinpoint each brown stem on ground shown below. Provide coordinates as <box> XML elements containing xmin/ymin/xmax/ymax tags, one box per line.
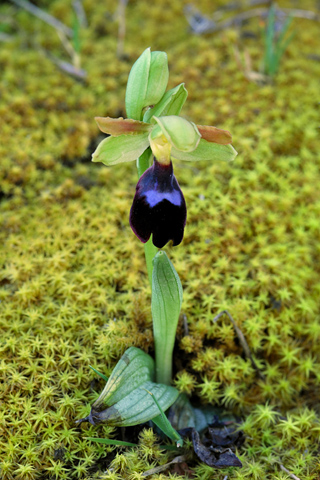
<box><xmin>9</xmin><ymin>0</ymin><xmax>73</xmax><ymax>36</ymax></box>
<box><xmin>213</xmin><ymin>310</ymin><xmax>265</xmax><ymax>380</ymax></box>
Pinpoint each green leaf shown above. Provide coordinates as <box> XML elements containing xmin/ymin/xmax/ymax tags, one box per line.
<box><xmin>125</xmin><ymin>48</ymin><xmax>168</xmax><ymax>121</ymax></box>
<box><xmin>152</xmin><ymin>414</ymin><xmax>183</xmax><ymax>446</ymax></box>
<box><xmin>264</xmin><ymin>5</ymin><xmax>275</xmax><ymax>75</ymax></box>
<box><xmin>143</xmin><ymin>83</ymin><xmax>188</xmax><ymax>123</ymax></box>
<box><xmin>273</xmin><ymin>30</ymin><xmax>294</xmax><ymax>75</ymax></box>
<box><xmin>92</xmin><ymin>132</ymin><xmax>149</xmax><ymax>165</ymax></box>
<box><xmin>152</xmin><ymin>116</ymin><xmax>200</xmax><ymax>152</ymax></box>
<box><xmin>89</xmin><ymin>365</ymin><xmax>108</xmax><ymax>382</ymax></box>
<box><xmin>85</xmin><ymin>437</ymin><xmax>137</xmax><ymax>447</ymax></box>
<box><xmin>152</xmin><ymin>251</ymin><xmax>183</xmax><ymax>385</ymax></box>
<box><xmin>90</xmin><ymin>380</ymin><xmax>179</xmax><ymax>427</ymax></box>
<box><xmin>171</xmin><ymin>138</ymin><xmax>238</xmax><ymax>162</ymax></box>
<box><xmin>85</xmin><ymin>437</ymin><xmax>177</xmax><ymax>450</ymax></box>
<box><xmin>92</xmin><ymin>347</ymin><xmax>155</xmax><ymax>411</ymax></box>
<box><xmin>146</xmin><ymin>391</ymin><xmax>183</xmax><ymax>446</ymax></box>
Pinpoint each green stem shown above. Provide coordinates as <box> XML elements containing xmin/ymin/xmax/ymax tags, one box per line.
<box><xmin>137</xmin><ymin>148</ymin><xmax>158</xmax><ymax>287</ymax></box>
<box><xmin>156</xmin><ymin>352</ymin><xmax>172</xmax><ymax>386</ymax></box>
<box><xmin>144</xmin><ymin>239</ymin><xmax>158</xmax><ymax>288</ymax></box>
<box><xmin>137</xmin><ymin>148</ymin><xmax>151</xmax><ymax>177</ymax></box>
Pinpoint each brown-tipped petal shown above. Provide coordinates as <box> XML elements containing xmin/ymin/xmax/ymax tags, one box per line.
<box><xmin>197</xmin><ymin>124</ymin><xmax>232</xmax><ymax>145</ymax></box>
<box><xmin>95</xmin><ymin>117</ymin><xmax>152</xmax><ymax>136</ymax></box>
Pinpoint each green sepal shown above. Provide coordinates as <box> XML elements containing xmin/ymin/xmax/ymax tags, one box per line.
<box><xmin>125</xmin><ymin>48</ymin><xmax>168</xmax><ymax>120</ymax></box>
<box><xmin>152</xmin><ymin>251</ymin><xmax>183</xmax><ymax>385</ymax></box>
<box><xmin>92</xmin><ymin>347</ymin><xmax>155</xmax><ymax>411</ymax></box>
<box><xmin>91</xmin><ymin>380</ymin><xmax>179</xmax><ymax>427</ymax></box>
<box><xmin>125</xmin><ymin>48</ymin><xmax>150</xmax><ymax>120</ymax></box>
<box><xmin>171</xmin><ymin>138</ymin><xmax>238</xmax><ymax>162</ymax></box>
<box><xmin>152</xmin><ymin>116</ymin><xmax>200</xmax><ymax>153</ymax></box>
<box><xmin>143</xmin><ymin>83</ymin><xmax>188</xmax><ymax>123</ymax></box>
<box><xmin>92</xmin><ymin>132</ymin><xmax>149</xmax><ymax>165</ymax></box>
<box><xmin>145</xmin><ymin>51</ymin><xmax>169</xmax><ymax>110</ymax></box>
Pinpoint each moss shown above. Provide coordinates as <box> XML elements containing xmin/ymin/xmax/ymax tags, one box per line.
<box><xmin>1</xmin><ymin>0</ymin><xmax>320</xmax><ymax>478</ymax></box>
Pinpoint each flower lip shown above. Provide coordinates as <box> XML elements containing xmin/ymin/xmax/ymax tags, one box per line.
<box><xmin>129</xmin><ymin>158</ymin><xmax>187</xmax><ymax>249</ymax></box>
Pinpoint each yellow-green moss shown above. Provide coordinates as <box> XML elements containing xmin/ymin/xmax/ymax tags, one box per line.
<box><xmin>1</xmin><ymin>0</ymin><xmax>320</xmax><ymax>478</ymax></box>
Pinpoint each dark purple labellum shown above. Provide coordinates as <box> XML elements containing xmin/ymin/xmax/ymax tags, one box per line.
<box><xmin>129</xmin><ymin>158</ymin><xmax>187</xmax><ymax>249</ymax></box>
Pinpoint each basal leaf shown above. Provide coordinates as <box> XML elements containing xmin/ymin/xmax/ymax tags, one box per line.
<box><xmin>90</xmin><ymin>381</ymin><xmax>179</xmax><ymax>427</ymax></box>
<box><xmin>92</xmin><ymin>347</ymin><xmax>155</xmax><ymax>411</ymax></box>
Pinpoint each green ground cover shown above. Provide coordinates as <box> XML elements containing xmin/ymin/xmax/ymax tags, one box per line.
<box><xmin>0</xmin><ymin>0</ymin><xmax>320</xmax><ymax>478</ymax></box>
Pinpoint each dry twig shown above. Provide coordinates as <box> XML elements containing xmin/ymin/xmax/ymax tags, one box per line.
<box><xmin>280</xmin><ymin>464</ymin><xmax>301</xmax><ymax>480</ymax></box>
<box><xmin>185</xmin><ymin>3</ymin><xmax>320</xmax><ymax>34</ymax></box>
<box><xmin>38</xmin><ymin>47</ymin><xmax>87</xmax><ymax>80</ymax></box>
<box><xmin>182</xmin><ymin>314</ymin><xmax>189</xmax><ymax>336</ymax></box>
<box><xmin>213</xmin><ymin>310</ymin><xmax>265</xmax><ymax>380</ymax></box>
<box><xmin>9</xmin><ymin>0</ymin><xmax>73</xmax><ymax>37</ymax></box>
<box><xmin>116</xmin><ymin>0</ymin><xmax>129</xmax><ymax>58</ymax></box>
<box><xmin>233</xmin><ymin>44</ymin><xmax>271</xmax><ymax>84</ymax></box>
<box><xmin>57</xmin><ymin>30</ymin><xmax>81</xmax><ymax>70</ymax></box>
<box><xmin>0</xmin><ymin>33</ymin><xmax>13</xmax><ymax>42</ymax></box>
<box><xmin>142</xmin><ymin>455</ymin><xmax>188</xmax><ymax>477</ymax></box>
<box><xmin>10</xmin><ymin>0</ymin><xmax>86</xmax><ymax>79</ymax></box>
<box><xmin>72</xmin><ymin>0</ymin><xmax>88</xmax><ymax>28</ymax></box>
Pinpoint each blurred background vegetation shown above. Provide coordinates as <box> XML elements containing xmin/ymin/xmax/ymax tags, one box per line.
<box><xmin>0</xmin><ymin>0</ymin><xmax>320</xmax><ymax>478</ymax></box>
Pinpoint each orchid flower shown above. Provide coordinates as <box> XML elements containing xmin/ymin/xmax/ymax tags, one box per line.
<box><xmin>92</xmin><ymin>48</ymin><xmax>236</xmax><ymax>249</ymax></box>
<box><xmin>92</xmin><ymin>114</ymin><xmax>237</xmax><ymax>247</ymax></box>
